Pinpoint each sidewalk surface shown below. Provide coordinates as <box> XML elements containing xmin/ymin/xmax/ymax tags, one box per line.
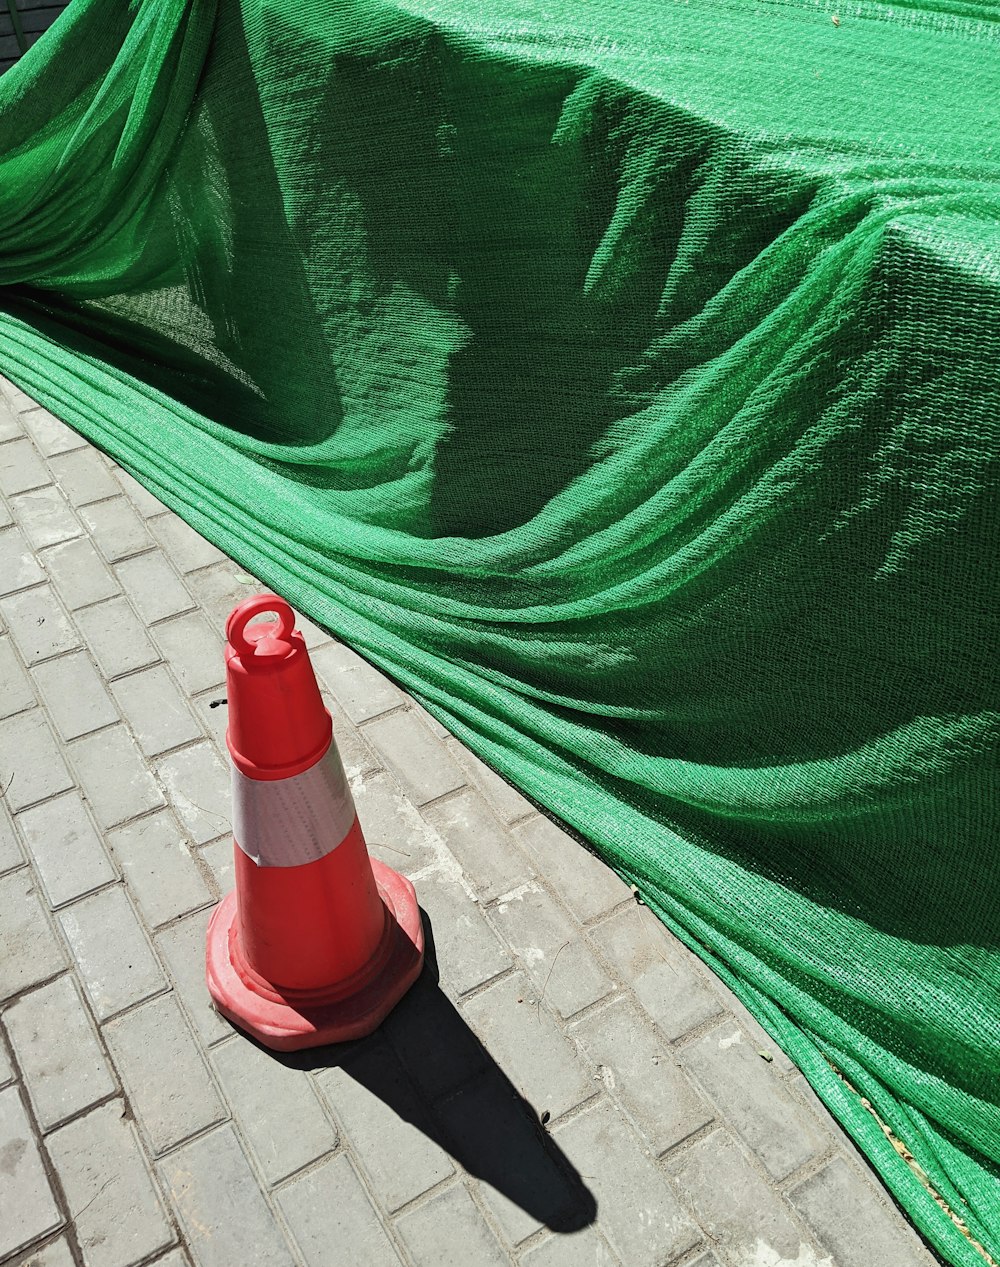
<box><xmin>0</xmin><ymin>375</ymin><xmax>938</xmax><ymax>1267</ymax></box>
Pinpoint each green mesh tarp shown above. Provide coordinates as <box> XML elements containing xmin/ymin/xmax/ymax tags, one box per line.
<box><xmin>1</xmin><ymin>0</ymin><xmax>998</xmax><ymax>1259</ymax></box>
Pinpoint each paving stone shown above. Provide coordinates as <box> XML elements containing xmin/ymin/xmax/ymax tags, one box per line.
<box><xmin>19</xmin><ymin>1235</ymin><xmax>77</xmax><ymax>1267</ymax></box>
<box><xmin>0</xmin><ymin>800</ymin><xmax>22</xmax><ymax>873</ymax></box>
<box><xmin>17</xmin><ymin>791</ymin><xmax>117</xmax><ymax>907</ymax></box>
<box><xmin>152</xmin><ymin>611</ymin><xmax>225</xmax><ymax>694</ymax></box>
<box><xmin>0</xmin><ymin>633</ymin><xmax>36</xmax><ymax>717</ymax></box>
<box><xmin>32</xmin><ymin>651</ymin><xmax>119</xmax><ymax>740</ymax></box>
<box><xmin>0</xmin><ymin>1085</ymin><xmax>63</xmax><ymax>1257</ymax></box>
<box><xmin>590</xmin><ymin>904</ymin><xmax>723</xmax><ymax>1042</ymax></box>
<box><xmin>395</xmin><ymin>1183</ymin><xmax>509</xmax><ymax>1267</ymax></box>
<box><xmin>155</xmin><ymin>907</ymin><xmax>230</xmax><ymax>1044</ymax></box>
<box><xmin>416</xmin><ymin>868</ymin><xmax>511</xmax><ymax>997</ymax></box>
<box><xmin>460</xmin><ymin>973</ymin><xmax>594</xmax><ymax>1122</ymax></box>
<box><xmin>192</xmin><ymin>690</ymin><xmax>229</xmax><ymax>756</ymax></box>
<box><xmin>0</xmin><ymin>525</ymin><xmax>45</xmax><ymax>594</ymax></box>
<box><xmin>21</xmin><ymin>405</ymin><xmax>87</xmax><ymax>457</ymax></box>
<box><xmin>383</xmin><ymin>969</ymin><xmax>487</xmax><ymax>1102</ymax></box>
<box><xmin>0</xmin><ymin>870</ymin><xmax>67</xmax><ymax>1001</ymax></box>
<box><xmin>149</xmin><ymin>512</ymin><xmax>226</xmax><ymax>573</ymax></box>
<box><xmin>327</xmin><ymin>699</ymin><xmax>382</xmax><ymax>779</ymax></box>
<box><xmin>317</xmin><ymin>1043</ymin><xmax>455</xmax><ymax>1212</ymax></box>
<box><xmin>512</xmin><ymin>816</ymin><xmax>628</xmax><ymax>925</ymax></box>
<box><xmin>160</xmin><ymin>1125</ymin><xmax>296</xmax><ymax>1267</ymax></box>
<box><xmin>114</xmin><ymin>467</ymin><xmax>168</xmax><ymax>517</ymax></box>
<box><xmin>198</xmin><ymin>837</ymin><xmax>234</xmax><ymax>895</ymax></box>
<box><xmin>0</xmin><ymin>394</ymin><xmax>22</xmax><ymax>440</ymax></box>
<box><xmin>310</xmin><ymin>640</ymin><xmax>406</xmax><ymax>723</ymax></box>
<box><xmin>42</xmin><ymin>537</ymin><xmax>120</xmax><ymax>610</ymax></box>
<box><xmin>184</xmin><ymin>561</ymin><xmax>258</xmax><ymax>629</ymax></box>
<box><xmin>572</xmin><ymin>999</ymin><xmax>712</xmax><ymax>1156</ymax></box>
<box><xmin>554</xmin><ymin>1101</ymin><xmax>701</xmax><ymax>1267</ymax></box>
<box><xmin>680</xmin><ymin>1022</ymin><xmax>827</xmax><ymax>1181</ymax></box>
<box><xmin>0</xmin><ymin>437</ymin><xmax>50</xmax><ymax>495</ymax></box>
<box><xmin>664</xmin><ymin>1130</ymin><xmax>806</xmax><ymax>1261</ymax></box>
<box><xmin>436</xmin><ymin>1074</ymin><xmax>586</xmax><ymax>1245</ymax></box>
<box><xmin>111</xmin><ymin>665</ymin><xmax>203</xmax><ymax>756</ymax></box>
<box><xmin>70</xmin><ymin>725</ymin><xmax>164</xmax><ymax>827</ymax></box>
<box><xmin>0</xmin><ymin>493</ymin><xmax>11</xmax><ymax>529</ymax></box>
<box><xmin>157</xmin><ymin>741</ymin><xmax>230</xmax><ymax>844</ymax></box>
<box><xmin>104</xmin><ymin>993</ymin><xmax>225</xmax><ymax>1155</ymax></box>
<box><xmin>0</xmin><ymin>1030</ymin><xmax>12</xmax><ymax>1084</ymax></box>
<box><xmin>352</xmin><ymin>772</ymin><xmax>446</xmax><ymax>879</ymax></box>
<box><xmin>276</xmin><ymin>1153</ymin><xmax>404</xmax><ymax>1267</ymax></box>
<box><xmin>107</xmin><ymin>810</ymin><xmax>211</xmax><ymax>927</ymax></box>
<box><xmin>75</xmin><ymin>596</ymin><xmax>159</xmax><ymax>678</ymax></box>
<box><xmin>491</xmin><ymin>882</ymin><xmax>613</xmax><ymax>1020</ymax></box>
<box><xmin>48</xmin><ymin>1101</ymin><xmax>174</xmax><ymax>1267</ymax></box>
<box><xmin>114</xmin><ymin>551</ymin><xmax>194</xmax><ymax>625</ymax></box>
<box><xmin>0</xmin><ymin>585</ymin><xmax>80</xmax><ymax>664</ymax></box>
<box><xmin>11</xmin><ymin>485</ymin><xmax>82</xmax><ymax>549</ymax></box>
<box><xmin>519</xmin><ymin>1229</ymin><xmax>617</xmax><ymax>1267</ymax></box>
<box><xmin>5</xmin><ymin>975</ymin><xmax>117</xmax><ymax>1130</ymax></box>
<box><xmin>702</xmin><ymin>976</ymin><xmax>796</xmax><ymax>1074</ymax></box>
<box><xmin>59</xmin><ymin>885</ymin><xmax>165</xmax><ymax>1020</ymax></box>
<box><xmin>291</xmin><ymin>608</ymin><xmax>333</xmax><ymax>650</ymax></box>
<box><xmin>422</xmin><ymin>789</ymin><xmax>534</xmax><ymax>904</ymax></box>
<box><xmin>79</xmin><ymin>496</ymin><xmax>155</xmax><ymax>561</ymax></box>
<box><xmin>211</xmin><ymin>1038</ymin><xmax>337</xmax><ymax>1186</ymax></box>
<box><xmin>49</xmin><ymin>447</ymin><xmax>120</xmax><ymax>506</ymax></box>
<box><xmin>0</xmin><ymin>709</ymin><xmax>74</xmax><ymax>811</ymax></box>
<box><xmin>790</xmin><ymin>1157</ymin><xmax>936</xmax><ymax>1267</ymax></box>
<box><xmin>446</xmin><ymin>739</ymin><xmax>535</xmax><ymax>824</ymax></box>
<box><xmin>363</xmin><ymin>709</ymin><xmax>467</xmax><ymax>806</ymax></box>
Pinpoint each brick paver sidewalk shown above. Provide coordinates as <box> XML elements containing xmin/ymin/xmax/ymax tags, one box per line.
<box><xmin>0</xmin><ymin>376</ymin><xmax>937</xmax><ymax>1267</ymax></box>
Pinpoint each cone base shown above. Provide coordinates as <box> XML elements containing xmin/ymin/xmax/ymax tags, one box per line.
<box><xmin>205</xmin><ymin>858</ymin><xmax>424</xmax><ymax>1051</ymax></box>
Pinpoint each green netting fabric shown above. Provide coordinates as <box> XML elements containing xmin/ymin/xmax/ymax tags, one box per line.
<box><xmin>1</xmin><ymin>0</ymin><xmax>998</xmax><ymax>1258</ymax></box>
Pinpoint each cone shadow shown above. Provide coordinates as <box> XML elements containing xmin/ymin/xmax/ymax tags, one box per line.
<box><xmin>255</xmin><ymin>915</ymin><xmax>598</xmax><ymax>1236</ymax></box>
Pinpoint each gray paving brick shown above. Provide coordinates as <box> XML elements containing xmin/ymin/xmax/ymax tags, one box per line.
<box><xmin>571</xmin><ymin>999</ymin><xmax>712</xmax><ymax>1157</ymax></box>
<box><xmin>0</xmin><ymin>800</ymin><xmax>22</xmax><ymax>873</ymax></box>
<box><xmin>352</xmin><ymin>772</ymin><xmax>441</xmax><ymax>878</ymax></box>
<box><xmin>17</xmin><ymin>791</ymin><xmax>117</xmax><ymax>907</ymax></box>
<box><xmin>70</xmin><ymin>725</ymin><xmax>164</xmax><ymax>827</ymax></box>
<box><xmin>11</xmin><ymin>486</ymin><xmax>82</xmax><ymax>549</ymax></box>
<box><xmin>317</xmin><ymin>1044</ymin><xmax>455</xmax><ymax>1212</ymax></box>
<box><xmin>198</xmin><ymin>837</ymin><xmax>233</xmax><ymax>895</ymax></box>
<box><xmin>0</xmin><ymin>394</ymin><xmax>22</xmax><ymax>440</ymax></box>
<box><xmin>491</xmin><ymin>882</ymin><xmax>613</xmax><ymax>1020</ymax></box>
<box><xmin>32</xmin><ymin>652</ymin><xmax>119</xmax><ymax>740</ymax></box>
<box><xmin>5</xmin><ymin>975</ymin><xmax>116</xmax><ymax>1130</ymax></box>
<box><xmin>211</xmin><ymin>1037</ymin><xmax>337</xmax><ymax>1185</ymax></box>
<box><xmin>327</xmin><ymin>699</ymin><xmax>382</xmax><ymax>778</ymax></box>
<box><xmin>519</xmin><ymin>1229</ymin><xmax>617</xmax><ymax>1267</ymax></box>
<box><xmin>680</xmin><ymin>1023</ymin><xmax>827</xmax><ymax>1181</ymax></box>
<box><xmin>0</xmin><ymin>633</ymin><xmax>36</xmax><ymax>717</ymax></box>
<box><xmin>115</xmin><ymin>551</ymin><xmax>194</xmax><ymax>625</ymax></box>
<box><xmin>512</xmin><ymin>817</ymin><xmax>628</xmax><ymax>925</ymax></box>
<box><xmin>590</xmin><ymin>904</ymin><xmax>723</xmax><ymax>1042</ymax></box>
<box><xmin>79</xmin><ymin>496</ymin><xmax>154</xmax><ymax>562</ymax></box>
<box><xmin>155</xmin><ymin>907</ymin><xmax>230</xmax><ymax>1044</ymax></box>
<box><xmin>0</xmin><ymin>870</ymin><xmax>66</xmax><ymax>1001</ymax></box>
<box><xmin>48</xmin><ymin>1100</ymin><xmax>173</xmax><ymax>1267</ymax></box>
<box><xmin>276</xmin><ymin>1153</ymin><xmax>404</xmax><ymax>1267</ymax></box>
<box><xmin>111</xmin><ymin>665</ymin><xmax>203</xmax><ymax>756</ymax></box>
<box><xmin>21</xmin><ymin>405</ymin><xmax>87</xmax><ymax>457</ymax></box>
<box><xmin>0</xmin><ymin>709</ymin><xmax>74</xmax><ymax>811</ymax></box>
<box><xmin>0</xmin><ymin>524</ymin><xmax>45</xmax><ymax>594</ymax></box>
<box><xmin>554</xmin><ymin>1101</ymin><xmax>701</xmax><ymax>1267</ymax></box>
<box><xmin>460</xmin><ymin>973</ymin><xmax>594</xmax><ymax>1122</ymax></box>
<box><xmin>291</xmin><ymin>607</ymin><xmax>334</xmax><ymax>650</ymax></box>
<box><xmin>151</xmin><ymin>611</ymin><xmax>225</xmax><ymax>694</ymax></box>
<box><xmin>59</xmin><ymin>886</ymin><xmax>165</xmax><ymax>1020</ymax></box>
<box><xmin>446</xmin><ymin>740</ymin><xmax>534</xmax><ymax>824</ymax></box>
<box><xmin>19</xmin><ymin>1235</ymin><xmax>77</xmax><ymax>1267</ymax></box>
<box><xmin>310</xmin><ymin>639</ymin><xmax>405</xmax><ymax>723</ymax></box>
<box><xmin>0</xmin><ymin>437</ymin><xmax>50</xmax><ymax>496</ymax></box>
<box><xmin>0</xmin><ymin>1085</ymin><xmax>63</xmax><ymax>1257</ymax></box>
<box><xmin>192</xmin><ymin>690</ymin><xmax>229</xmax><ymax>756</ymax></box>
<box><xmin>363</xmin><ymin>709</ymin><xmax>467</xmax><ymax>806</ymax></box>
<box><xmin>422</xmin><ymin>789</ymin><xmax>534</xmax><ymax>903</ymax></box>
<box><xmin>702</xmin><ymin>977</ymin><xmax>796</xmax><ymax>1074</ymax></box>
<box><xmin>114</xmin><ymin>467</ymin><xmax>168</xmax><ymax>518</ymax></box>
<box><xmin>383</xmin><ymin>970</ymin><xmax>487</xmax><ymax>1102</ymax></box>
<box><xmin>160</xmin><ymin>1125</ymin><xmax>296</xmax><ymax>1267</ymax></box>
<box><xmin>157</xmin><ymin>741</ymin><xmax>230</xmax><ymax>844</ymax></box>
<box><xmin>1</xmin><ymin>586</ymin><xmax>81</xmax><ymax>664</ymax></box>
<box><xmin>0</xmin><ymin>493</ymin><xmax>11</xmax><ymax>529</ymax></box>
<box><xmin>108</xmin><ymin>810</ymin><xmax>211</xmax><ymax>927</ymax></box>
<box><xmin>0</xmin><ymin>1029</ymin><xmax>12</xmax><ymax>1084</ymax></box>
<box><xmin>416</xmin><ymin>868</ymin><xmax>511</xmax><ymax>996</ymax></box>
<box><xmin>665</xmin><ymin>1130</ymin><xmax>807</xmax><ymax>1261</ymax></box>
<box><xmin>395</xmin><ymin>1183</ymin><xmax>509</xmax><ymax>1267</ymax></box>
<box><xmin>410</xmin><ymin>700</ymin><xmax>451</xmax><ymax>739</ymax></box>
<box><xmin>103</xmin><ymin>993</ymin><xmax>225</xmax><ymax>1155</ymax></box>
<box><xmin>42</xmin><ymin>537</ymin><xmax>120</xmax><ymax>610</ymax></box>
<box><xmin>790</xmin><ymin>1156</ymin><xmax>936</xmax><ymax>1267</ymax></box>
<box><xmin>75</xmin><ymin>596</ymin><xmax>159</xmax><ymax>678</ymax></box>
<box><xmin>184</xmin><ymin>561</ymin><xmax>258</xmax><ymax>629</ymax></box>
<box><xmin>49</xmin><ymin>447</ymin><xmax>120</xmax><ymax>506</ymax></box>
<box><xmin>148</xmin><ymin>512</ymin><xmax>226</xmax><ymax>573</ymax></box>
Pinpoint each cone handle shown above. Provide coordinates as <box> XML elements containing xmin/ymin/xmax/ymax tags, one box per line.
<box><xmin>226</xmin><ymin>593</ymin><xmax>296</xmax><ymax>657</ymax></box>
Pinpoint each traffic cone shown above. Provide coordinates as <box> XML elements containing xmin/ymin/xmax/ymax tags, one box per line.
<box><xmin>205</xmin><ymin>593</ymin><xmax>424</xmax><ymax>1050</ymax></box>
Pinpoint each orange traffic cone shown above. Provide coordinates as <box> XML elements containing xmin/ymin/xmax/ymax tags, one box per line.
<box><xmin>205</xmin><ymin>593</ymin><xmax>424</xmax><ymax>1050</ymax></box>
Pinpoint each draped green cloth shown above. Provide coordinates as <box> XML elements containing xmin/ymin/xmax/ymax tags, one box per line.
<box><xmin>1</xmin><ymin>1</ymin><xmax>998</xmax><ymax>1259</ymax></box>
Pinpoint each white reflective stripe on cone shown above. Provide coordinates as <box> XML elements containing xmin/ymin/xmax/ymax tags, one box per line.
<box><xmin>232</xmin><ymin>742</ymin><xmax>357</xmax><ymax>868</ymax></box>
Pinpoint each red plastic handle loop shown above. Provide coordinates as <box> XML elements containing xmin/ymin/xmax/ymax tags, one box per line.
<box><xmin>226</xmin><ymin>593</ymin><xmax>296</xmax><ymax>658</ymax></box>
